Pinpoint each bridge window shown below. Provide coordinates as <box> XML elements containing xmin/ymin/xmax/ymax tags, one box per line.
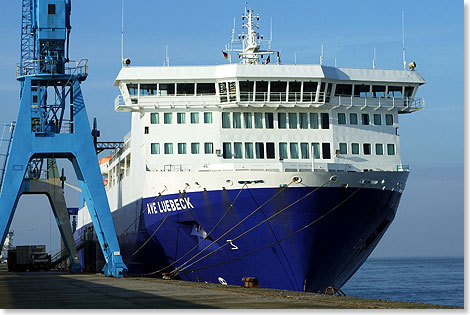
<box><xmin>177</xmin><ymin>83</ymin><xmax>195</xmax><ymax>96</ymax></box>
<box><xmin>255</xmin><ymin>81</ymin><xmax>268</xmax><ymax>102</ymax></box>
<box><xmin>303</xmin><ymin>82</ymin><xmax>318</xmax><ymax>102</ymax></box>
<box><xmin>373</xmin><ymin>114</ymin><xmax>382</xmax><ymax>125</ymax></box>
<box><xmin>219</xmin><ymin>83</ymin><xmax>228</xmax><ymax>102</ymax></box>
<box><xmin>48</xmin><ymin>4</ymin><xmax>56</xmax><ymax>14</ymax></box>
<box><xmin>177</xmin><ymin>113</ymin><xmax>186</xmax><ymax>124</ymax></box>
<box><xmin>385</xmin><ymin>114</ymin><xmax>394</xmax><ymax>125</ymax></box>
<box><xmin>288</xmin><ymin>113</ymin><xmax>297</xmax><ymax>129</ymax></box>
<box><xmin>278</xmin><ymin>113</ymin><xmax>287</xmax><ymax>129</ymax></box>
<box><xmin>354</xmin><ymin>84</ymin><xmax>371</xmax><ymax>98</ymax></box>
<box><xmin>335</xmin><ymin>84</ymin><xmax>352</xmax><ymax>96</ymax></box>
<box><xmin>244</xmin><ymin>113</ymin><xmax>253</xmax><ymax>128</ymax></box>
<box><xmin>300</xmin><ymin>143</ymin><xmax>309</xmax><ymax>159</ymax></box>
<box><xmin>290</xmin><ymin>143</ymin><xmax>299</xmax><ymax>159</ymax></box>
<box><xmin>239</xmin><ymin>81</ymin><xmax>254</xmax><ymax>101</ymax></box>
<box><xmin>363</xmin><ymin>143</ymin><xmax>371</xmax><ymax>155</ymax></box>
<box><xmin>222</xmin><ymin>112</ymin><xmax>230</xmax><ymax>128</ymax></box>
<box><xmin>204</xmin><ymin>112</ymin><xmax>213</xmax><ymax>124</ymax></box>
<box><xmin>164</xmin><ymin>143</ymin><xmax>173</xmax><ymax>154</ymax></box>
<box><xmin>310</xmin><ymin>113</ymin><xmax>319</xmax><ymax>129</ymax></box>
<box><xmin>233</xmin><ymin>112</ymin><xmax>242</xmax><ymax>128</ymax></box>
<box><xmin>351</xmin><ymin>143</ymin><xmax>359</xmax><ymax>155</ymax></box>
<box><xmin>255</xmin><ymin>142</ymin><xmax>264</xmax><ymax>159</ymax></box>
<box><xmin>159</xmin><ymin>83</ymin><xmax>175</xmax><ymax>96</ymax></box>
<box><xmin>338</xmin><ymin>113</ymin><xmax>346</xmax><ymax>125</ymax></box>
<box><xmin>254</xmin><ymin>112</ymin><xmax>263</xmax><ymax>128</ymax></box>
<box><xmin>191</xmin><ymin>143</ymin><xmax>200</xmax><ymax>154</ymax></box>
<box><xmin>228</xmin><ymin>82</ymin><xmax>237</xmax><ymax>102</ymax></box>
<box><xmin>150</xmin><ymin>143</ymin><xmax>160</xmax><ymax>154</ymax></box>
<box><xmin>266</xmin><ymin>142</ymin><xmax>275</xmax><ymax>159</ymax></box>
<box><xmin>289</xmin><ymin>82</ymin><xmax>302</xmax><ymax>102</ymax></box>
<box><xmin>350</xmin><ymin>113</ymin><xmax>358</xmax><ymax>125</ymax></box>
<box><xmin>279</xmin><ymin>143</ymin><xmax>288</xmax><ymax>159</ymax></box>
<box><xmin>299</xmin><ymin>113</ymin><xmax>308</xmax><ymax>129</ymax></box>
<box><xmin>372</xmin><ymin>85</ymin><xmax>386</xmax><ymax>98</ymax></box>
<box><xmin>388</xmin><ymin>86</ymin><xmax>402</xmax><ymax>98</ymax></box>
<box><xmin>234</xmin><ymin>142</ymin><xmax>243</xmax><ymax>159</ymax></box>
<box><xmin>376</xmin><ymin>143</ymin><xmax>383</xmax><ymax>155</ymax></box>
<box><xmin>140</xmin><ymin>84</ymin><xmax>158</xmax><ymax>95</ymax></box>
<box><xmin>320</xmin><ymin>113</ymin><xmax>329</xmax><ymax>129</ymax></box>
<box><xmin>339</xmin><ymin>143</ymin><xmax>347</xmax><ymax>154</ymax></box>
<box><xmin>387</xmin><ymin>144</ymin><xmax>395</xmax><ymax>155</ymax></box>
<box><xmin>245</xmin><ymin>142</ymin><xmax>254</xmax><ymax>159</ymax></box>
<box><xmin>164</xmin><ymin>113</ymin><xmax>172</xmax><ymax>124</ymax></box>
<box><xmin>150</xmin><ymin>113</ymin><xmax>159</xmax><ymax>124</ymax></box>
<box><xmin>270</xmin><ymin>81</ymin><xmax>287</xmax><ymax>102</ymax></box>
<box><xmin>222</xmin><ymin>142</ymin><xmax>232</xmax><ymax>159</ymax></box>
<box><xmin>196</xmin><ymin>83</ymin><xmax>216</xmax><ymax>95</ymax></box>
<box><xmin>204</xmin><ymin>142</ymin><xmax>213</xmax><ymax>154</ymax></box>
<box><xmin>322</xmin><ymin>143</ymin><xmax>331</xmax><ymax>159</ymax></box>
<box><xmin>361</xmin><ymin>113</ymin><xmax>370</xmax><ymax>125</ymax></box>
<box><xmin>127</xmin><ymin>84</ymin><xmax>138</xmax><ymax>96</ymax></box>
<box><xmin>312</xmin><ymin>143</ymin><xmax>320</xmax><ymax>159</ymax></box>
<box><xmin>404</xmin><ymin>87</ymin><xmax>414</xmax><ymax>98</ymax></box>
<box><xmin>190</xmin><ymin>112</ymin><xmax>199</xmax><ymax>124</ymax></box>
<box><xmin>265</xmin><ymin>113</ymin><xmax>274</xmax><ymax>129</ymax></box>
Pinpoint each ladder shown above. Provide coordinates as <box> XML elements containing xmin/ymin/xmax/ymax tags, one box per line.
<box><xmin>0</xmin><ymin>123</ymin><xmax>15</xmax><ymax>193</ymax></box>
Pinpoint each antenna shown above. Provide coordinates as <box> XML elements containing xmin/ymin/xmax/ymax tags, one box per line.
<box><xmin>334</xmin><ymin>37</ymin><xmax>338</xmax><ymax>67</ymax></box>
<box><xmin>269</xmin><ymin>17</ymin><xmax>273</xmax><ymax>50</ymax></box>
<box><xmin>165</xmin><ymin>45</ymin><xmax>170</xmax><ymax>67</ymax></box>
<box><xmin>320</xmin><ymin>44</ymin><xmax>324</xmax><ymax>65</ymax></box>
<box><xmin>121</xmin><ymin>0</ymin><xmax>124</xmax><ymax>67</ymax></box>
<box><xmin>294</xmin><ymin>52</ymin><xmax>297</xmax><ymax>65</ymax></box>
<box><xmin>402</xmin><ymin>10</ymin><xmax>406</xmax><ymax>70</ymax></box>
<box><xmin>373</xmin><ymin>48</ymin><xmax>376</xmax><ymax>69</ymax></box>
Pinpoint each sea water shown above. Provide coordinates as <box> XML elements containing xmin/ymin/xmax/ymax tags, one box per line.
<box><xmin>341</xmin><ymin>257</ymin><xmax>464</xmax><ymax>307</ymax></box>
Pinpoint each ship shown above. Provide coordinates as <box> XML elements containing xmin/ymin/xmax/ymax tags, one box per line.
<box><xmin>75</xmin><ymin>5</ymin><xmax>425</xmax><ymax>293</ymax></box>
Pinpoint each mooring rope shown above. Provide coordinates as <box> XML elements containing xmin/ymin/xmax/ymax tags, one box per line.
<box><xmin>122</xmin><ymin>189</ymin><xmax>165</xmax><ymax>235</ymax></box>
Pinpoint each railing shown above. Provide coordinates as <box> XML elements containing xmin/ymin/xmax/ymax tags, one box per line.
<box><xmin>396</xmin><ymin>164</ymin><xmax>410</xmax><ymax>172</ymax></box>
<box><xmin>16</xmin><ymin>59</ymin><xmax>88</xmax><ymax>78</ymax></box>
<box><xmin>330</xmin><ymin>95</ymin><xmax>425</xmax><ymax>111</ymax></box>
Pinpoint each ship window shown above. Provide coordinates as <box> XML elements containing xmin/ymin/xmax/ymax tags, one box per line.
<box><xmin>127</xmin><ymin>84</ymin><xmax>138</xmax><ymax>96</ymax></box>
<box><xmin>164</xmin><ymin>113</ymin><xmax>172</xmax><ymax>124</ymax></box>
<box><xmin>150</xmin><ymin>113</ymin><xmax>159</xmax><ymax>124</ymax></box>
<box><xmin>363</xmin><ymin>143</ymin><xmax>371</xmax><ymax>155</ymax></box>
<box><xmin>228</xmin><ymin>82</ymin><xmax>237</xmax><ymax>102</ymax></box>
<box><xmin>191</xmin><ymin>143</ymin><xmax>200</xmax><ymax>154</ymax></box>
<box><xmin>204</xmin><ymin>112</ymin><xmax>213</xmax><ymax>124</ymax></box>
<box><xmin>361</xmin><ymin>113</ymin><xmax>370</xmax><ymax>125</ymax></box>
<box><xmin>290</xmin><ymin>143</ymin><xmax>299</xmax><ymax>159</ymax></box>
<box><xmin>303</xmin><ymin>81</ymin><xmax>318</xmax><ymax>102</ymax></box>
<box><xmin>335</xmin><ymin>84</ymin><xmax>352</xmax><ymax>96</ymax></box>
<box><xmin>144</xmin><ymin>126</ymin><xmax>149</xmax><ymax>134</ymax></box>
<box><xmin>319</xmin><ymin>82</ymin><xmax>326</xmax><ymax>102</ymax></box>
<box><xmin>178</xmin><ymin>143</ymin><xmax>187</xmax><ymax>154</ymax></box>
<box><xmin>204</xmin><ymin>142</ymin><xmax>213</xmax><ymax>154</ymax></box>
<box><xmin>404</xmin><ymin>86</ymin><xmax>414</xmax><ymax>98</ymax></box>
<box><xmin>338</xmin><ymin>113</ymin><xmax>346</xmax><ymax>125</ymax></box>
<box><xmin>351</xmin><ymin>143</ymin><xmax>359</xmax><ymax>155</ymax></box>
<box><xmin>222</xmin><ymin>142</ymin><xmax>232</xmax><ymax>159</ymax></box>
<box><xmin>289</xmin><ymin>82</ymin><xmax>302</xmax><ymax>102</ymax></box>
<box><xmin>278</xmin><ymin>113</ymin><xmax>287</xmax><ymax>129</ymax></box>
<box><xmin>245</xmin><ymin>142</ymin><xmax>254</xmax><ymax>159</ymax></box>
<box><xmin>387</xmin><ymin>144</ymin><xmax>395</xmax><ymax>155</ymax></box>
<box><xmin>388</xmin><ymin>86</ymin><xmax>402</xmax><ymax>98</ymax></box>
<box><xmin>322</xmin><ymin>143</ymin><xmax>331</xmax><ymax>159</ymax></box>
<box><xmin>255</xmin><ymin>142</ymin><xmax>264</xmax><ymax>159</ymax></box>
<box><xmin>254</xmin><ymin>112</ymin><xmax>263</xmax><ymax>128</ymax></box>
<box><xmin>140</xmin><ymin>84</ymin><xmax>158</xmax><ymax>95</ymax></box>
<box><xmin>354</xmin><ymin>84</ymin><xmax>371</xmax><ymax>98</ymax></box>
<box><xmin>159</xmin><ymin>83</ymin><xmax>175</xmax><ymax>96</ymax></box>
<box><xmin>320</xmin><ymin>113</ymin><xmax>329</xmax><ymax>129</ymax></box>
<box><xmin>233</xmin><ymin>112</ymin><xmax>242</xmax><ymax>128</ymax></box>
<box><xmin>164</xmin><ymin>143</ymin><xmax>173</xmax><ymax>154</ymax></box>
<box><xmin>350</xmin><ymin>113</ymin><xmax>358</xmax><ymax>125</ymax></box>
<box><xmin>312</xmin><ymin>143</ymin><xmax>320</xmax><ymax>159</ymax></box>
<box><xmin>288</xmin><ymin>113</ymin><xmax>297</xmax><ymax>129</ymax></box>
<box><xmin>239</xmin><ymin>81</ymin><xmax>254</xmax><ymax>101</ymax></box>
<box><xmin>265</xmin><ymin>113</ymin><xmax>274</xmax><ymax>129</ymax></box>
<box><xmin>310</xmin><ymin>113</ymin><xmax>319</xmax><ymax>129</ymax></box>
<box><xmin>299</xmin><ymin>113</ymin><xmax>308</xmax><ymax>129</ymax></box>
<box><xmin>255</xmin><ymin>81</ymin><xmax>268</xmax><ymax>102</ymax></box>
<box><xmin>374</xmin><ymin>114</ymin><xmax>382</xmax><ymax>125</ymax></box>
<box><xmin>177</xmin><ymin>113</ymin><xmax>186</xmax><ymax>124</ymax></box>
<box><xmin>279</xmin><ymin>143</ymin><xmax>288</xmax><ymax>159</ymax></box>
<box><xmin>372</xmin><ymin>85</ymin><xmax>386</xmax><ymax>98</ymax></box>
<box><xmin>151</xmin><ymin>143</ymin><xmax>160</xmax><ymax>154</ymax></box>
<box><xmin>190</xmin><ymin>112</ymin><xmax>199</xmax><ymax>124</ymax></box>
<box><xmin>339</xmin><ymin>143</ymin><xmax>347</xmax><ymax>154</ymax></box>
<box><xmin>270</xmin><ymin>81</ymin><xmax>287</xmax><ymax>102</ymax></box>
<box><xmin>376</xmin><ymin>143</ymin><xmax>383</xmax><ymax>155</ymax></box>
<box><xmin>222</xmin><ymin>112</ymin><xmax>231</xmax><ymax>128</ymax></box>
<box><xmin>385</xmin><ymin>114</ymin><xmax>394</xmax><ymax>125</ymax></box>
<box><xmin>219</xmin><ymin>82</ymin><xmax>228</xmax><ymax>102</ymax></box>
<box><xmin>196</xmin><ymin>83</ymin><xmax>216</xmax><ymax>95</ymax></box>
<box><xmin>177</xmin><ymin>83</ymin><xmax>195</xmax><ymax>96</ymax></box>
<box><xmin>48</xmin><ymin>4</ymin><xmax>56</xmax><ymax>14</ymax></box>
<box><xmin>234</xmin><ymin>142</ymin><xmax>243</xmax><ymax>159</ymax></box>
<box><xmin>266</xmin><ymin>142</ymin><xmax>275</xmax><ymax>159</ymax></box>
<box><xmin>243</xmin><ymin>113</ymin><xmax>253</xmax><ymax>128</ymax></box>
<box><xmin>300</xmin><ymin>143</ymin><xmax>309</xmax><ymax>159</ymax></box>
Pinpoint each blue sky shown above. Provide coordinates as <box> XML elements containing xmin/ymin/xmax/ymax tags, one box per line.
<box><xmin>0</xmin><ymin>1</ymin><xmax>463</xmax><ymax>258</ymax></box>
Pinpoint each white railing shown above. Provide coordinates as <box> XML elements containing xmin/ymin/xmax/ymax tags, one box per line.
<box><xmin>16</xmin><ymin>59</ymin><xmax>88</xmax><ymax>78</ymax></box>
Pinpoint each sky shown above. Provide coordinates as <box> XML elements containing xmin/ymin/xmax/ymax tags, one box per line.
<box><xmin>0</xmin><ymin>1</ymin><xmax>463</xmax><ymax>258</ymax></box>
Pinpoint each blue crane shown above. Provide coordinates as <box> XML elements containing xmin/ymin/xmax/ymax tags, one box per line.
<box><xmin>0</xmin><ymin>0</ymin><xmax>127</xmax><ymax>277</ymax></box>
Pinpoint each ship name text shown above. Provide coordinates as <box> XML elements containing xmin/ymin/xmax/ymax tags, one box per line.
<box><xmin>147</xmin><ymin>197</ymin><xmax>194</xmax><ymax>214</ymax></box>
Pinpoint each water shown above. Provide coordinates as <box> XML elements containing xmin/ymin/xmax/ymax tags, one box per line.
<box><xmin>341</xmin><ymin>257</ymin><xmax>464</xmax><ymax>307</ymax></box>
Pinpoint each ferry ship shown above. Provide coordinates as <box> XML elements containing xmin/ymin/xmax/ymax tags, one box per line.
<box><xmin>75</xmin><ymin>6</ymin><xmax>425</xmax><ymax>293</ymax></box>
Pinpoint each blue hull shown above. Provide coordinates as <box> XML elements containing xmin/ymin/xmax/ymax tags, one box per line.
<box><xmin>76</xmin><ymin>185</ymin><xmax>402</xmax><ymax>293</ymax></box>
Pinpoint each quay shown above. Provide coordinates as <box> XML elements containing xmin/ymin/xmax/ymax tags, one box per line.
<box><xmin>0</xmin><ymin>270</ymin><xmax>457</xmax><ymax>309</ymax></box>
